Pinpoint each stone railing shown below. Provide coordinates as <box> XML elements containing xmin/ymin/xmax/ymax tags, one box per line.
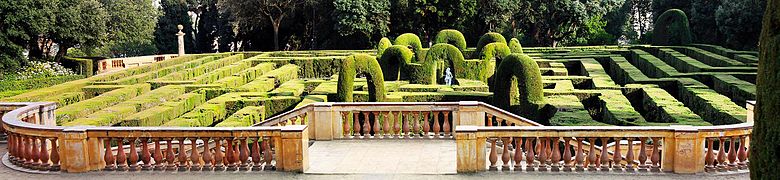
<box><xmin>1</xmin><ymin>102</ymin><xmax>308</xmax><ymax>173</ymax></box>
<box><xmin>258</xmin><ymin>101</ymin><xmax>542</xmax><ymax>140</ymax></box>
<box><xmin>455</xmin><ymin>123</ymin><xmax>752</xmax><ymax>174</ymax></box>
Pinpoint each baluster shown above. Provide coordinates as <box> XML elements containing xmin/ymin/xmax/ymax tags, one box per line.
<box><xmin>177</xmin><ymin>138</ymin><xmax>188</xmax><ymax>171</ymax></box>
<box><xmin>705</xmin><ymin>138</ymin><xmax>715</xmax><ymax>172</ymax></box>
<box><xmin>239</xmin><ymin>138</ymin><xmax>250</xmax><ymax>170</ymax></box>
<box><xmin>525</xmin><ymin>137</ymin><xmax>536</xmax><ymax>171</ymax></box>
<box><xmin>38</xmin><ymin>138</ymin><xmax>49</xmax><ymax>170</ymax></box>
<box><xmin>290</xmin><ymin>116</ymin><xmax>297</xmax><ymax>125</ymax></box>
<box><xmin>30</xmin><ymin>137</ymin><xmax>39</xmax><ymax>169</ymax></box>
<box><xmin>50</xmin><ymin>138</ymin><xmax>60</xmax><ymax>171</ymax></box>
<box><xmin>433</xmin><ymin>111</ymin><xmax>441</xmax><ymax>138</ymax></box>
<box><xmin>562</xmin><ymin>137</ymin><xmax>572</xmax><ymax>171</ymax></box>
<box><xmin>716</xmin><ymin>137</ymin><xmax>726</xmax><ymax>172</ymax></box>
<box><xmin>486</xmin><ymin>114</ymin><xmax>494</xmax><ymax>126</ymax></box>
<box><xmin>650</xmin><ymin>137</ymin><xmax>661</xmax><ymax>172</ymax></box>
<box><xmin>383</xmin><ymin>112</ymin><xmax>391</xmax><ymax>138</ymax></box>
<box><xmin>737</xmin><ymin>136</ymin><xmax>748</xmax><ymax>170</ymax></box>
<box><xmin>423</xmin><ymin>112</ymin><xmax>430</xmax><ymax>138</ymax></box>
<box><xmin>226</xmin><ymin>138</ymin><xmax>236</xmax><ymax>171</ymax></box>
<box><xmin>104</xmin><ymin>138</ymin><xmax>116</xmax><ymax>171</ymax></box>
<box><xmin>402</xmin><ymin>111</ymin><xmax>410</xmax><ymax>138</ymax></box>
<box><xmin>20</xmin><ymin>136</ymin><xmax>28</xmax><ymax>167</ymax></box>
<box><xmin>153</xmin><ymin>139</ymin><xmax>164</xmax><ymax>171</ymax></box>
<box><xmin>251</xmin><ymin>138</ymin><xmax>262</xmax><ymax>171</ymax></box>
<box><xmin>412</xmin><ymin>112</ymin><xmax>420</xmax><ymax>138</ymax></box>
<box><xmin>190</xmin><ymin>138</ymin><xmax>202</xmax><ymax>171</ymax></box>
<box><xmin>202</xmin><ymin>138</ymin><xmax>213</xmax><ymax>171</ymax></box>
<box><xmin>501</xmin><ymin>137</ymin><xmax>511</xmax><ymax>171</ymax></box>
<box><xmin>443</xmin><ymin>112</ymin><xmax>451</xmax><ymax>137</ymax></box>
<box><xmin>538</xmin><ymin>138</ymin><xmax>548</xmax><ymax>171</ymax></box>
<box><xmin>7</xmin><ymin>134</ymin><xmax>14</xmax><ymax>163</ymax></box>
<box><xmin>489</xmin><ymin>138</ymin><xmax>498</xmax><ymax>171</ymax></box>
<box><xmin>392</xmin><ymin>111</ymin><xmax>401</xmax><ymax>138</ymax></box>
<box><xmin>141</xmin><ymin>138</ymin><xmax>152</xmax><ymax>171</ymax></box>
<box><xmin>166</xmin><ymin>139</ymin><xmax>176</xmax><ymax>171</ymax></box>
<box><xmin>341</xmin><ymin>112</ymin><xmax>350</xmax><ymax>138</ymax></box>
<box><xmin>514</xmin><ymin>137</ymin><xmax>523</xmax><ymax>171</ymax></box>
<box><xmin>372</xmin><ymin>111</ymin><xmax>380</xmax><ymax>138</ymax></box>
<box><xmin>129</xmin><ymin>138</ymin><xmax>139</xmax><ymax>171</ymax></box>
<box><xmin>214</xmin><ymin>138</ymin><xmax>225</xmax><ymax>171</ymax></box>
<box><xmin>551</xmin><ymin>137</ymin><xmax>561</xmax><ymax>172</ymax></box>
<box><xmin>638</xmin><ymin>137</ymin><xmax>648</xmax><ymax>171</ymax></box>
<box><xmin>626</xmin><ymin>137</ymin><xmax>635</xmax><ymax>172</ymax></box>
<box><xmin>587</xmin><ymin>138</ymin><xmax>597</xmax><ymax>171</ymax></box>
<box><xmin>600</xmin><ymin>137</ymin><xmax>610</xmax><ymax>171</ymax></box>
<box><xmin>362</xmin><ymin>112</ymin><xmax>370</xmax><ymax>138</ymax></box>
<box><xmin>613</xmin><ymin>137</ymin><xmax>623</xmax><ymax>171</ymax></box>
<box><xmin>262</xmin><ymin>138</ymin><xmax>274</xmax><ymax>170</ymax></box>
<box><xmin>232</xmin><ymin>143</ymin><xmax>240</xmax><ymax>170</ymax></box>
<box><xmin>115</xmin><ymin>139</ymin><xmax>128</xmax><ymax>171</ymax></box>
<box><xmin>353</xmin><ymin>112</ymin><xmax>360</xmax><ymax>138</ymax></box>
<box><xmin>727</xmin><ymin>136</ymin><xmax>737</xmax><ymax>171</ymax></box>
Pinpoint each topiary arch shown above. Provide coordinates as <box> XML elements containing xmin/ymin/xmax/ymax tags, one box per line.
<box><xmin>377</xmin><ymin>37</ymin><xmax>392</xmax><ymax>58</ymax></box>
<box><xmin>509</xmin><ymin>38</ymin><xmax>523</xmax><ymax>54</ymax></box>
<box><xmin>337</xmin><ymin>54</ymin><xmax>386</xmax><ymax>102</ymax></box>
<box><xmin>426</xmin><ymin>43</ymin><xmax>467</xmax><ymax>85</ymax></box>
<box><xmin>379</xmin><ymin>45</ymin><xmax>414</xmax><ymax>81</ymax></box>
<box><xmin>474</xmin><ymin>32</ymin><xmax>507</xmax><ymax>58</ymax></box>
<box><xmin>479</xmin><ymin>42</ymin><xmax>511</xmax><ymax>85</ymax></box>
<box><xmin>434</xmin><ymin>29</ymin><xmax>467</xmax><ymax>51</ymax></box>
<box><xmin>394</xmin><ymin>33</ymin><xmax>423</xmax><ymax>61</ymax></box>
<box><xmin>493</xmin><ymin>53</ymin><xmax>556</xmax><ymax>124</ymax></box>
<box><xmin>652</xmin><ymin>9</ymin><xmax>693</xmax><ymax>46</ymax></box>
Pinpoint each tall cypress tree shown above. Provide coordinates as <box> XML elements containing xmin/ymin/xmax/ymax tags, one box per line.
<box><xmin>195</xmin><ymin>0</ymin><xmax>218</xmax><ymax>53</ymax></box>
<box><xmin>154</xmin><ymin>0</ymin><xmax>195</xmax><ymax>54</ymax></box>
<box><xmin>750</xmin><ymin>0</ymin><xmax>780</xmax><ymax>178</ymax></box>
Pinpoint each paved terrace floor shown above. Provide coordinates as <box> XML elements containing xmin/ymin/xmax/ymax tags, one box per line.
<box><xmin>0</xmin><ymin>142</ymin><xmax>749</xmax><ymax>180</ymax></box>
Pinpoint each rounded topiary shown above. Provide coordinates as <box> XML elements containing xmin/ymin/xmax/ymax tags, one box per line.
<box><xmin>652</xmin><ymin>9</ymin><xmax>693</xmax><ymax>46</ymax></box>
<box><xmin>474</xmin><ymin>32</ymin><xmax>507</xmax><ymax>58</ymax></box>
<box><xmin>509</xmin><ymin>38</ymin><xmax>523</xmax><ymax>54</ymax></box>
<box><xmin>377</xmin><ymin>37</ymin><xmax>392</xmax><ymax>57</ymax></box>
<box><xmin>394</xmin><ymin>33</ymin><xmax>423</xmax><ymax>59</ymax></box>
<box><xmin>425</xmin><ymin>43</ymin><xmax>467</xmax><ymax>84</ymax></box>
<box><xmin>337</xmin><ymin>54</ymin><xmax>386</xmax><ymax>102</ymax></box>
<box><xmin>479</xmin><ymin>42</ymin><xmax>511</xmax><ymax>83</ymax></box>
<box><xmin>493</xmin><ymin>53</ymin><xmax>556</xmax><ymax>124</ymax></box>
<box><xmin>433</xmin><ymin>29</ymin><xmax>467</xmax><ymax>51</ymax></box>
<box><xmin>379</xmin><ymin>45</ymin><xmax>414</xmax><ymax>81</ymax></box>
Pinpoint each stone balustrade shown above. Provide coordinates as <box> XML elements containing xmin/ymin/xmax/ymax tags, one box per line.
<box><xmin>455</xmin><ymin>123</ymin><xmax>752</xmax><ymax>174</ymax></box>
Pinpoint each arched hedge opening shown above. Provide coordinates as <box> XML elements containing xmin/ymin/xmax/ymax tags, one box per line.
<box><xmin>426</xmin><ymin>43</ymin><xmax>467</xmax><ymax>85</ymax></box>
<box><xmin>337</xmin><ymin>54</ymin><xmax>386</xmax><ymax>102</ymax></box>
<box><xmin>509</xmin><ymin>38</ymin><xmax>523</xmax><ymax>54</ymax></box>
<box><xmin>377</xmin><ymin>37</ymin><xmax>392</xmax><ymax>58</ymax></box>
<box><xmin>379</xmin><ymin>45</ymin><xmax>414</xmax><ymax>81</ymax></box>
<box><xmin>493</xmin><ymin>53</ymin><xmax>556</xmax><ymax>124</ymax></box>
<box><xmin>474</xmin><ymin>32</ymin><xmax>507</xmax><ymax>58</ymax></box>
<box><xmin>434</xmin><ymin>29</ymin><xmax>467</xmax><ymax>51</ymax></box>
<box><xmin>652</xmin><ymin>9</ymin><xmax>693</xmax><ymax>46</ymax></box>
<box><xmin>394</xmin><ymin>33</ymin><xmax>424</xmax><ymax>62</ymax></box>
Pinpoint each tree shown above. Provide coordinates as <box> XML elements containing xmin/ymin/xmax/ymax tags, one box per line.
<box><xmin>477</xmin><ymin>0</ymin><xmax>519</xmax><ymax>34</ymax></box>
<box><xmin>715</xmin><ymin>0</ymin><xmax>766</xmax><ymax>50</ymax></box>
<box><xmin>689</xmin><ymin>0</ymin><xmax>722</xmax><ymax>45</ymax></box>
<box><xmin>154</xmin><ymin>0</ymin><xmax>195</xmax><ymax>54</ymax></box>
<box><xmin>80</xmin><ymin>0</ymin><xmax>159</xmax><ymax>58</ymax></box>
<box><xmin>515</xmin><ymin>0</ymin><xmax>589</xmax><ymax>47</ymax></box>
<box><xmin>49</xmin><ymin>0</ymin><xmax>108</xmax><ymax>62</ymax></box>
<box><xmin>751</xmin><ymin>0</ymin><xmax>779</xmax><ymax>178</ymax></box>
<box><xmin>651</xmin><ymin>0</ymin><xmax>690</xmax><ymax>22</ymax></box>
<box><xmin>332</xmin><ymin>0</ymin><xmax>391</xmax><ymax>49</ymax></box>
<box><xmin>0</xmin><ymin>0</ymin><xmax>56</xmax><ymax>70</ymax></box>
<box><xmin>195</xmin><ymin>0</ymin><xmax>219</xmax><ymax>53</ymax></box>
<box><xmin>221</xmin><ymin>0</ymin><xmax>304</xmax><ymax>50</ymax></box>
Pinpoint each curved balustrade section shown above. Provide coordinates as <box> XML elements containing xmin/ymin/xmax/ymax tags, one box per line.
<box><xmin>1</xmin><ymin>102</ymin><xmax>308</xmax><ymax>173</ymax></box>
<box><xmin>455</xmin><ymin>123</ymin><xmax>752</xmax><ymax>174</ymax></box>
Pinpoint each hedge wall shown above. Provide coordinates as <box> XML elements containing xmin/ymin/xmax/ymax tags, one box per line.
<box><xmin>652</xmin><ymin>9</ymin><xmax>693</xmax><ymax>46</ymax></box>
<box><xmin>62</xmin><ymin>57</ymin><xmax>95</xmax><ymax>77</ymax></box>
<box><xmin>337</xmin><ymin>54</ymin><xmax>386</xmax><ymax>102</ymax></box>
<box><xmin>474</xmin><ymin>32</ymin><xmax>507</xmax><ymax>58</ymax></box>
<box><xmin>433</xmin><ymin>29</ymin><xmax>467</xmax><ymax>51</ymax></box>
<box><xmin>0</xmin><ymin>75</ymin><xmax>84</xmax><ymax>92</ymax></box>
<box><xmin>493</xmin><ymin>53</ymin><xmax>555</xmax><ymax>123</ymax></box>
<box><xmin>57</xmin><ymin>83</ymin><xmax>151</xmax><ymax>125</ymax></box>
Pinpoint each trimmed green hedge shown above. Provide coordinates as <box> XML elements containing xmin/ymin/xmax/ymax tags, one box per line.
<box><xmin>426</xmin><ymin>43</ymin><xmax>467</xmax><ymax>84</ymax></box>
<box><xmin>393</xmin><ymin>33</ymin><xmax>423</xmax><ymax>61</ymax></box>
<box><xmin>509</xmin><ymin>38</ymin><xmax>523</xmax><ymax>54</ymax></box>
<box><xmin>493</xmin><ymin>53</ymin><xmax>555</xmax><ymax>123</ymax></box>
<box><xmin>433</xmin><ymin>29</ymin><xmax>467</xmax><ymax>51</ymax></box>
<box><xmin>337</xmin><ymin>54</ymin><xmax>386</xmax><ymax>102</ymax></box>
<box><xmin>62</xmin><ymin>57</ymin><xmax>95</xmax><ymax>77</ymax></box>
<box><xmin>652</xmin><ymin>9</ymin><xmax>693</xmax><ymax>46</ymax></box>
<box><xmin>119</xmin><ymin>93</ymin><xmax>205</xmax><ymax>126</ymax></box>
<box><xmin>0</xmin><ymin>75</ymin><xmax>84</xmax><ymax>92</ymax></box>
<box><xmin>474</xmin><ymin>32</ymin><xmax>506</xmax><ymax>58</ymax></box>
<box><xmin>379</xmin><ymin>45</ymin><xmax>414</xmax><ymax>81</ymax></box>
<box><xmin>377</xmin><ymin>37</ymin><xmax>392</xmax><ymax>57</ymax></box>
<box><xmin>215</xmin><ymin>106</ymin><xmax>266</xmax><ymax>127</ymax></box>
<box><xmin>57</xmin><ymin>83</ymin><xmax>151</xmax><ymax>125</ymax></box>
<box><xmin>478</xmin><ymin>42</ymin><xmax>511</xmax><ymax>83</ymax></box>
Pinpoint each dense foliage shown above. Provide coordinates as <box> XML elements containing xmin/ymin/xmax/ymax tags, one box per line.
<box><xmin>751</xmin><ymin>0</ymin><xmax>779</xmax><ymax>177</ymax></box>
<box><xmin>154</xmin><ymin>0</ymin><xmax>195</xmax><ymax>54</ymax></box>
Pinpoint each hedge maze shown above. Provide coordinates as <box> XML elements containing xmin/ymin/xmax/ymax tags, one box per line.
<box><xmin>1</xmin><ymin>30</ymin><xmax>757</xmax><ymax>128</ymax></box>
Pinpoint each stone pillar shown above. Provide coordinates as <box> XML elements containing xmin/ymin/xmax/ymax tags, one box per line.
<box><xmin>746</xmin><ymin>100</ymin><xmax>756</xmax><ymax>123</ymax></box>
<box><xmin>664</xmin><ymin>126</ymin><xmax>705</xmax><ymax>174</ymax></box>
<box><xmin>455</xmin><ymin>126</ymin><xmax>480</xmax><ymax>173</ymax></box>
<box><xmin>59</xmin><ymin>127</ymin><xmax>104</xmax><ymax>172</ymax></box>
<box><xmin>457</xmin><ymin>101</ymin><xmax>485</xmax><ymax>126</ymax></box>
<box><xmin>176</xmin><ymin>24</ymin><xmax>185</xmax><ymax>56</ymax></box>
<box><xmin>312</xmin><ymin>102</ymin><xmax>336</xmax><ymax>140</ymax></box>
<box><xmin>278</xmin><ymin>125</ymin><xmax>309</xmax><ymax>172</ymax></box>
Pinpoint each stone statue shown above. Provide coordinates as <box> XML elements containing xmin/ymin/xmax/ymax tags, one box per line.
<box><xmin>176</xmin><ymin>24</ymin><xmax>185</xmax><ymax>56</ymax></box>
<box><xmin>444</xmin><ymin>67</ymin><xmax>453</xmax><ymax>86</ymax></box>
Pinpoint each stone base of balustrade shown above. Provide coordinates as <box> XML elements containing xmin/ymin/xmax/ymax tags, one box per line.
<box><xmin>1</xmin><ymin>153</ymin><xmax>59</xmax><ymax>174</ymax></box>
